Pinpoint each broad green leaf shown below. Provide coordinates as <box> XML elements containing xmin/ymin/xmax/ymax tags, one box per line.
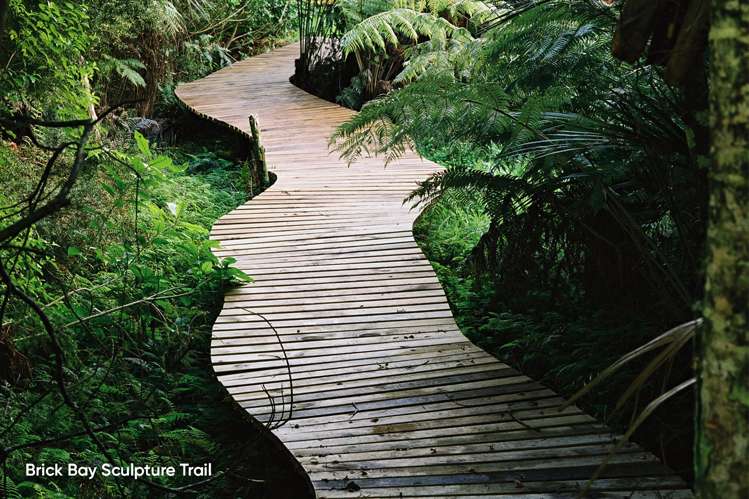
<box><xmin>134</xmin><ymin>131</ymin><xmax>150</xmax><ymax>156</ymax></box>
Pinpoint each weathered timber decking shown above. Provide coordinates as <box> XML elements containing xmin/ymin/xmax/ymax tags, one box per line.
<box><xmin>175</xmin><ymin>44</ymin><xmax>692</xmax><ymax>498</ymax></box>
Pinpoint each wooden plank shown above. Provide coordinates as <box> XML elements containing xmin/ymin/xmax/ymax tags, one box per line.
<box><xmin>313</xmin><ymin>477</ymin><xmax>689</xmax><ymax>497</ymax></box>
<box><xmin>281</xmin><ymin>417</ymin><xmax>609</xmax><ymax>450</ymax></box>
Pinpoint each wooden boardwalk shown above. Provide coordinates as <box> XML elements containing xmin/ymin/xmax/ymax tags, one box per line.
<box><xmin>176</xmin><ymin>44</ymin><xmax>692</xmax><ymax>498</ymax></box>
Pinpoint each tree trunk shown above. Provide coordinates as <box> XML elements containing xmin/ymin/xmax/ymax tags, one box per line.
<box><xmin>696</xmin><ymin>2</ymin><xmax>749</xmax><ymax>498</ymax></box>
<box><xmin>0</xmin><ymin>0</ymin><xmax>8</xmax><ymax>37</ymax></box>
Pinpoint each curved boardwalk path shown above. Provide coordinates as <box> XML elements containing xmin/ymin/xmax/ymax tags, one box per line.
<box><xmin>176</xmin><ymin>44</ymin><xmax>692</xmax><ymax>498</ymax></box>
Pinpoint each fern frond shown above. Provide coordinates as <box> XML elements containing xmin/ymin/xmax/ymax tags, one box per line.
<box><xmin>98</xmin><ymin>56</ymin><xmax>147</xmax><ymax>88</ymax></box>
<box><xmin>406</xmin><ymin>166</ymin><xmax>530</xmax><ymax>207</ymax></box>
<box><xmin>330</xmin><ymin>95</ymin><xmax>413</xmax><ymax>163</ymax></box>
<box><xmin>337</xmin><ymin>0</ymin><xmax>395</xmax><ymax>25</ymax></box>
<box><xmin>341</xmin><ymin>8</ymin><xmax>469</xmax><ymax>55</ymax></box>
<box><xmin>149</xmin><ymin>0</ymin><xmax>186</xmax><ymax>36</ymax></box>
<box><xmin>395</xmin><ymin>50</ymin><xmax>450</xmax><ymax>84</ymax></box>
<box><xmin>115</xmin><ymin>59</ymin><xmax>147</xmax><ymax>88</ymax></box>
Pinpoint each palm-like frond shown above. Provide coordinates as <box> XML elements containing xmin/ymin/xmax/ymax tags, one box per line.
<box><xmin>395</xmin><ymin>50</ymin><xmax>451</xmax><ymax>83</ymax></box>
<box><xmin>181</xmin><ymin>0</ymin><xmax>214</xmax><ymax>18</ymax></box>
<box><xmin>562</xmin><ymin>319</ymin><xmax>700</xmax><ymax>411</ymax></box>
<box><xmin>331</xmin><ymin>95</ymin><xmax>413</xmax><ymax>162</ymax></box>
<box><xmin>406</xmin><ymin>165</ymin><xmax>532</xmax><ymax>207</ymax></box>
<box><xmin>340</xmin><ymin>8</ymin><xmax>471</xmax><ymax>55</ymax></box>
<box><xmin>337</xmin><ymin>0</ymin><xmax>495</xmax><ymax>25</ymax></box>
<box><xmin>416</xmin><ymin>0</ymin><xmax>495</xmax><ymax>25</ymax></box>
<box><xmin>148</xmin><ymin>0</ymin><xmax>186</xmax><ymax>36</ymax></box>
<box><xmin>332</xmin><ymin>70</ymin><xmax>516</xmax><ymax>163</ymax></box>
<box><xmin>99</xmin><ymin>57</ymin><xmax>147</xmax><ymax>88</ymax></box>
<box><xmin>396</xmin><ymin>36</ymin><xmax>480</xmax><ymax>83</ymax></box>
<box><xmin>337</xmin><ymin>0</ymin><xmax>395</xmax><ymax>25</ymax></box>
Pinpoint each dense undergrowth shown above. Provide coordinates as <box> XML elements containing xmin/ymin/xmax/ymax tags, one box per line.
<box><xmin>0</xmin><ymin>131</ymin><xmax>308</xmax><ymax>497</ymax></box>
<box><xmin>0</xmin><ymin>1</ymin><xmax>308</xmax><ymax>496</ymax></box>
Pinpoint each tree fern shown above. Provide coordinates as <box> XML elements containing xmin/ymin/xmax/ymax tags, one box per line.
<box><xmin>336</xmin><ymin>0</ymin><xmax>493</xmax><ymax>99</ymax></box>
<box><xmin>340</xmin><ymin>8</ymin><xmax>471</xmax><ymax>55</ymax></box>
<box><xmin>147</xmin><ymin>0</ymin><xmax>185</xmax><ymax>37</ymax></box>
<box><xmin>337</xmin><ymin>0</ymin><xmax>394</xmax><ymax>25</ymax></box>
<box><xmin>338</xmin><ymin>0</ymin><xmax>494</xmax><ymax>27</ymax></box>
<box><xmin>0</xmin><ymin>472</ymin><xmax>21</xmax><ymax>499</ymax></box>
<box><xmin>395</xmin><ymin>36</ymin><xmax>480</xmax><ymax>83</ymax></box>
<box><xmin>100</xmin><ymin>56</ymin><xmax>147</xmax><ymax>88</ymax></box>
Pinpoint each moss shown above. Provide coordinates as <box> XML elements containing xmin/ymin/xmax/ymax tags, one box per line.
<box><xmin>696</xmin><ymin>2</ymin><xmax>749</xmax><ymax>497</ymax></box>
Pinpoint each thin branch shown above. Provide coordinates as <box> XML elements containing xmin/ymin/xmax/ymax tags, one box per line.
<box><xmin>241</xmin><ymin>308</ymin><xmax>294</xmax><ymax>430</ymax></box>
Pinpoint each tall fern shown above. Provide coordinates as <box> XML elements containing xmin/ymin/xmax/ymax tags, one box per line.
<box><xmin>336</xmin><ymin>0</ymin><xmax>492</xmax><ymax>99</ymax></box>
<box><xmin>340</xmin><ymin>8</ymin><xmax>471</xmax><ymax>55</ymax></box>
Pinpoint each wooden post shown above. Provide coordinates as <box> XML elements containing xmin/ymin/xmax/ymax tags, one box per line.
<box><xmin>249</xmin><ymin>116</ymin><xmax>269</xmax><ymax>187</ymax></box>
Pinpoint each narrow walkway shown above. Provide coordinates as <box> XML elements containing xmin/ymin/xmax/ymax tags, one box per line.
<box><xmin>176</xmin><ymin>44</ymin><xmax>691</xmax><ymax>498</ymax></box>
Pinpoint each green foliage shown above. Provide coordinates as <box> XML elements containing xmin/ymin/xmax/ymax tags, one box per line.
<box><xmin>1</xmin><ymin>0</ymin><xmax>296</xmax><ymax>116</ymax></box>
<box><xmin>1</xmin><ymin>0</ymin><xmax>93</xmax><ymax>111</ymax></box>
<box><xmin>335</xmin><ymin>0</ymin><xmax>703</xmax><ymax>319</ymax></box>
<box><xmin>181</xmin><ymin>35</ymin><xmax>233</xmax><ymax>79</ymax></box>
<box><xmin>334</xmin><ymin>0</ymin><xmax>490</xmax><ymax>99</ymax></box>
<box><xmin>0</xmin><ymin>470</ymin><xmax>22</xmax><ymax>499</ymax></box>
<box><xmin>98</xmin><ymin>57</ymin><xmax>147</xmax><ymax>88</ymax></box>
<box><xmin>336</xmin><ymin>74</ymin><xmax>365</xmax><ymax>108</ymax></box>
<box><xmin>0</xmin><ymin>2</ymin><xmax>301</xmax><ymax>496</ymax></box>
<box><xmin>0</xmin><ymin>132</ymin><xmax>260</xmax><ymax>497</ymax></box>
<box><xmin>340</xmin><ymin>8</ymin><xmax>472</xmax><ymax>55</ymax></box>
<box><xmin>338</xmin><ymin>0</ymin><xmax>493</xmax><ymax>31</ymax></box>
